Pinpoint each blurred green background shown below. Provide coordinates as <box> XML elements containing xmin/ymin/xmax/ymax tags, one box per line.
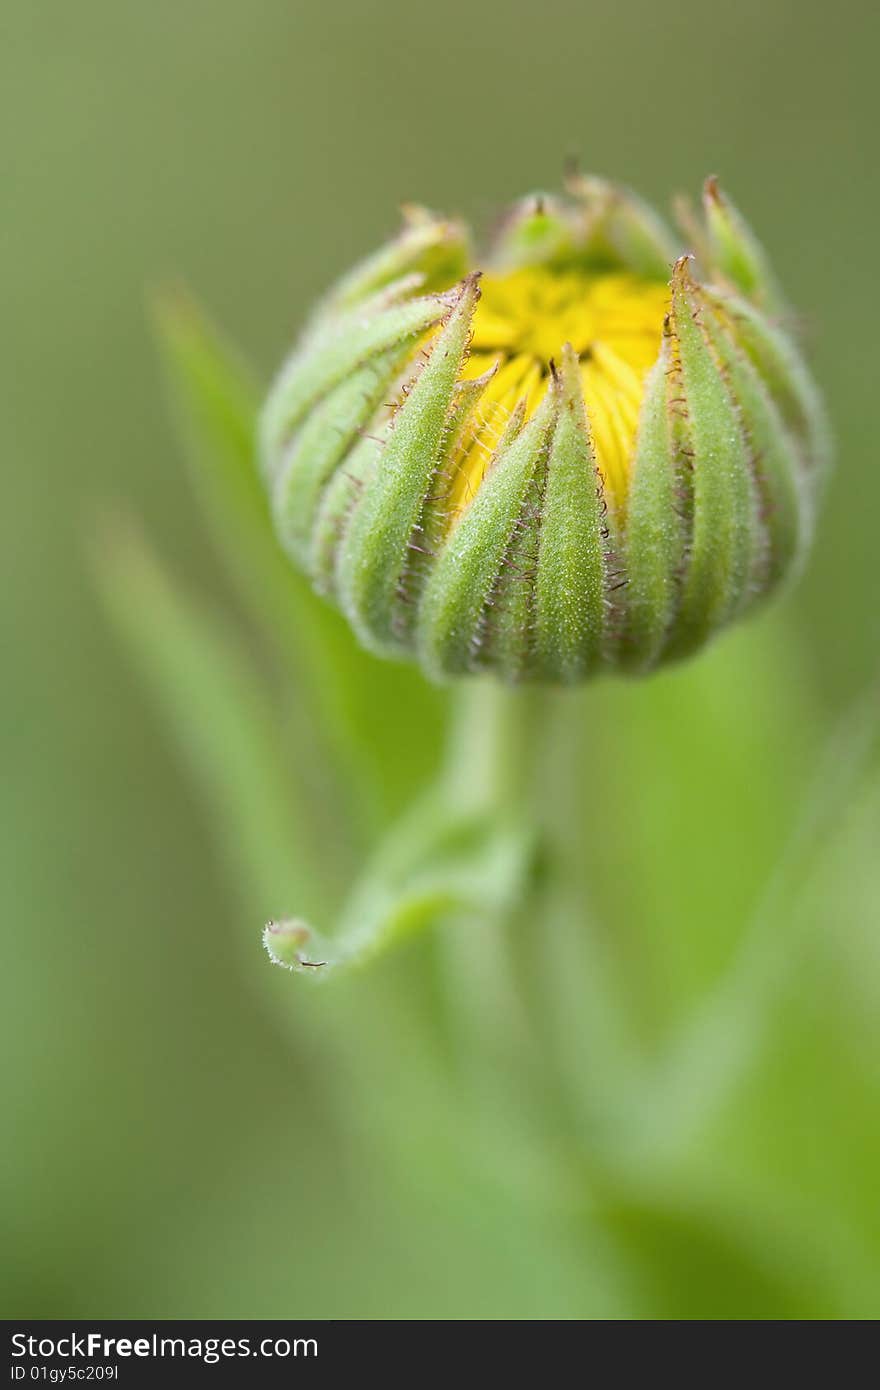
<box><xmin>4</xmin><ymin>0</ymin><xmax>879</xmax><ymax>1319</ymax></box>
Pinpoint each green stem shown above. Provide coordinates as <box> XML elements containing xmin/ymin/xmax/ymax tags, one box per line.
<box><xmin>436</xmin><ymin>680</ymin><xmax>553</xmax><ymax>1114</ymax></box>
<box><xmin>440</xmin><ymin>678</ymin><xmax>646</xmax><ymax>1166</ymax></box>
<box><xmin>442</xmin><ymin>677</ymin><xmax>550</xmax><ymax>815</ymax></box>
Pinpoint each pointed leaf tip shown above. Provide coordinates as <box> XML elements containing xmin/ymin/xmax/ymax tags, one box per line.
<box><xmin>263</xmin><ymin>918</ymin><xmax>327</xmax><ymax>971</ymax></box>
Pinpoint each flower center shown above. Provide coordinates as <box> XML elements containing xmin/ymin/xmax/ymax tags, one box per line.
<box><xmin>448</xmin><ymin>266</ymin><xmax>668</xmax><ymax>518</ymax></box>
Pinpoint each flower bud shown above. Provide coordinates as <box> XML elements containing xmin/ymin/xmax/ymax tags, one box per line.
<box><xmin>260</xmin><ymin>180</ymin><xmax>829</xmax><ymax>683</ymax></box>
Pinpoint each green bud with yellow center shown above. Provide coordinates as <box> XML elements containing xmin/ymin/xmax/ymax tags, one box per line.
<box><xmin>259</xmin><ymin>178</ymin><xmax>830</xmax><ymax>684</ymax></box>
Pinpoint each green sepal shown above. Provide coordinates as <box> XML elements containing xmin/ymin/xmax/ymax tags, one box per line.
<box><xmin>271</xmin><ymin>342</ymin><xmax>411</xmax><ymax>565</ymax></box>
<box><xmin>619</xmin><ymin>330</ymin><xmax>683</xmax><ymax>671</ymax></box>
<box><xmin>392</xmin><ymin>367</ymin><xmax>500</xmax><ymax>642</ymax></box>
<box><xmin>337</xmin><ymin>275</ymin><xmax>481</xmax><ymax>654</ymax></box>
<box><xmin>704</xmin><ymin>284</ymin><xmax>832</xmax><ymax>490</ymax></box>
<box><xmin>309</xmin><ymin>426</ymin><xmax>386</xmax><ymax>598</ymax></box>
<box><xmin>531</xmin><ymin>344</ymin><xmax>608</xmax><ymax>681</ymax></box>
<box><xmin>699</xmin><ymin>298</ymin><xmax>808</xmax><ymax>593</ymax></box>
<box><xmin>418</xmin><ymin>386</ymin><xmax>558</xmax><ymax>680</ymax></box>
<box><xmin>703</xmin><ymin>177</ymin><xmax>786</xmax><ymax>318</ymax></box>
<box><xmin>665</xmin><ymin>258</ymin><xmax>758</xmax><ymax>658</ymax></box>
<box><xmin>312</xmin><ymin>205</ymin><xmax>469</xmax><ymax>321</ymax></box>
<box><xmin>259</xmin><ymin>284</ymin><xmax>455</xmax><ymax>481</ymax></box>
<box><xmin>440</xmin><ymin>367</ymin><xmax>501</xmax><ymax>463</ymax></box>
<box><xmin>478</xmin><ymin>465</ymin><xmax>544</xmax><ymax>681</ymax></box>
<box><xmin>567</xmin><ymin>174</ymin><xmax>679</xmax><ymax>279</ymax></box>
<box><xmin>488</xmin><ymin>193</ymin><xmax>579</xmax><ymax>271</ymax></box>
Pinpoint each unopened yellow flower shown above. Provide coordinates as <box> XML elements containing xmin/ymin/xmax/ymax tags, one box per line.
<box><xmin>260</xmin><ymin>177</ymin><xmax>830</xmax><ymax>684</ymax></box>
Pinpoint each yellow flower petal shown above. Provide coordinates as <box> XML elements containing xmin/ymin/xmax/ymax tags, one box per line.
<box><xmin>448</xmin><ymin>266</ymin><xmax>667</xmax><ymax>519</ymax></box>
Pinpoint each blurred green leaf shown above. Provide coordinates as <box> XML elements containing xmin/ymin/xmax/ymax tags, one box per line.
<box><xmin>154</xmin><ymin>292</ymin><xmax>450</xmax><ymax>832</ymax></box>
<box><xmin>549</xmin><ymin>619</ymin><xmax>821</xmax><ymax>1045</ymax></box>
<box><xmin>94</xmin><ymin>516</ymin><xmax>328</xmax><ymax>919</ymax></box>
<box><xmin>596</xmin><ymin>1188</ymin><xmax>832</xmax><ymax>1318</ymax></box>
<box><xmin>625</xmin><ymin>674</ymin><xmax>880</xmax><ymax>1159</ymax></box>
